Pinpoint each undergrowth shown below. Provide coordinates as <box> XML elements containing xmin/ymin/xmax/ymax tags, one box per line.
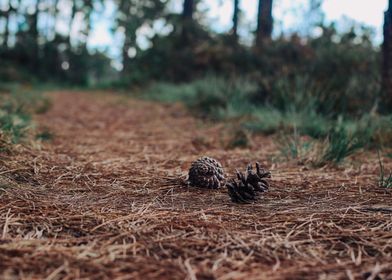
<box><xmin>319</xmin><ymin>128</ymin><xmax>364</xmax><ymax>165</ymax></box>
<box><xmin>144</xmin><ymin>76</ymin><xmax>392</xmax><ymax>165</ymax></box>
<box><xmin>0</xmin><ymin>87</ymin><xmax>51</xmax><ymax>149</ymax></box>
<box><xmin>144</xmin><ymin>77</ymin><xmax>257</xmax><ymax>120</ymax></box>
<box><xmin>277</xmin><ymin>130</ymin><xmax>313</xmax><ymax>162</ymax></box>
<box><xmin>378</xmin><ymin>151</ymin><xmax>392</xmax><ymax>189</ymax></box>
<box><xmin>0</xmin><ymin>98</ymin><xmax>31</xmax><ymax>144</ymax></box>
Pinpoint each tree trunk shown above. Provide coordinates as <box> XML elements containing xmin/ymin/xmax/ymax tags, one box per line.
<box><xmin>51</xmin><ymin>0</ymin><xmax>60</xmax><ymax>39</ymax></box>
<box><xmin>232</xmin><ymin>0</ymin><xmax>239</xmax><ymax>40</ymax></box>
<box><xmin>82</xmin><ymin>0</ymin><xmax>93</xmax><ymax>43</ymax></box>
<box><xmin>31</xmin><ymin>0</ymin><xmax>40</xmax><ymax>40</ymax></box>
<box><xmin>182</xmin><ymin>0</ymin><xmax>194</xmax><ymax>20</ymax></box>
<box><xmin>181</xmin><ymin>0</ymin><xmax>194</xmax><ymax>43</ymax></box>
<box><xmin>68</xmin><ymin>0</ymin><xmax>78</xmax><ymax>47</ymax></box>
<box><xmin>121</xmin><ymin>37</ymin><xmax>132</xmax><ymax>74</ymax></box>
<box><xmin>382</xmin><ymin>0</ymin><xmax>392</xmax><ymax>112</ymax></box>
<box><xmin>119</xmin><ymin>0</ymin><xmax>132</xmax><ymax>75</ymax></box>
<box><xmin>2</xmin><ymin>6</ymin><xmax>11</xmax><ymax>48</ymax></box>
<box><xmin>256</xmin><ymin>0</ymin><xmax>273</xmax><ymax>47</ymax></box>
<box><xmin>30</xmin><ymin>0</ymin><xmax>41</xmax><ymax>69</ymax></box>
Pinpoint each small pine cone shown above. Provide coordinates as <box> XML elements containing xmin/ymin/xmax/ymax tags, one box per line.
<box><xmin>188</xmin><ymin>157</ymin><xmax>225</xmax><ymax>189</ymax></box>
<box><xmin>226</xmin><ymin>162</ymin><xmax>271</xmax><ymax>204</ymax></box>
<box><xmin>245</xmin><ymin>162</ymin><xmax>271</xmax><ymax>192</ymax></box>
<box><xmin>227</xmin><ymin>179</ymin><xmax>256</xmax><ymax>204</ymax></box>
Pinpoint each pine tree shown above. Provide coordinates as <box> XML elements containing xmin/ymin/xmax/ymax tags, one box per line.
<box><xmin>382</xmin><ymin>0</ymin><xmax>392</xmax><ymax>112</ymax></box>
<box><xmin>232</xmin><ymin>0</ymin><xmax>240</xmax><ymax>41</ymax></box>
<box><xmin>256</xmin><ymin>0</ymin><xmax>273</xmax><ymax>47</ymax></box>
<box><xmin>182</xmin><ymin>0</ymin><xmax>194</xmax><ymax>20</ymax></box>
<box><xmin>182</xmin><ymin>0</ymin><xmax>195</xmax><ymax>43</ymax></box>
<box><xmin>0</xmin><ymin>3</ymin><xmax>12</xmax><ymax>48</ymax></box>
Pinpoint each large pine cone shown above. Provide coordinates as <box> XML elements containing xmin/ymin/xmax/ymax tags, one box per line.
<box><xmin>188</xmin><ymin>157</ymin><xmax>225</xmax><ymax>189</ymax></box>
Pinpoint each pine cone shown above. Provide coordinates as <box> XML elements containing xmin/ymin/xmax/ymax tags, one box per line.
<box><xmin>226</xmin><ymin>162</ymin><xmax>271</xmax><ymax>203</ymax></box>
<box><xmin>227</xmin><ymin>179</ymin><xmax>257</xmax><ymax>204</ymax></box>
<box><xmin>188</xmin><ymin>157</ymin><xmax>225</xmax><ymax>189</ymax></box>
<box><xmin>245</xmin><ymin>162</ymin><xmax>271</xmax><ymax>192</ymax></box>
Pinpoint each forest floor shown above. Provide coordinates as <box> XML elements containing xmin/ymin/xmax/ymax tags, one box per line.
<box><xmin>0</xmin><ymin>91</ymin><xmax>392</xmax><ymax>280</ymax></box>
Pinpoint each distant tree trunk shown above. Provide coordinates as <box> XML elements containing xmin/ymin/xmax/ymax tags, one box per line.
<box><xmin>181</xmin><ymin>0</ymin><xmax>194</xmax><ymax>43</ymax></box>
<box><xmin>121</xmin><ymin>37</ymin><xmax>132</xmax><ymax>74</ymax></box>
<box><xmin>68</xmin><ymin>0</ymin><xmax>78</xmax><ymax>47</ymax></box>
<box><xmin>182</xmin><ymin>0</ymin><xmax>194</xmax><ymax>20</ymax></box>
<box><xmin>382</xmin><ymin>0</ymin><xmax>392</xmax><ymax>112</ymax></box>
<box><xmin>51</xmin><ymin>0</ymin><xmax>60</xmax><ymax>39</ymax></box>
<box><xmin>118</xmin><ymin>0</ymin><xmax>132</xmax><ymax>75</ymax></box>
<box><xmin>1</xmin><ymin>6</ymin><xmax>11</xmax><ymax>48</ymax></box>
<box><xmin>256</xmin><ymin>0</ymin><xmax>273</xmax><ymax>47</ymax></box>
<box><xmin>30</xmin><ymin>0</ymin><xmax>41</xmax><ymax>69</ymax></box>
<box><xmin>232</xmin><ymin>0</ymin><xmax>239</xmax><ymax>41</ymax></box>
<box><xmin>82</xmin><ymin>0</ymin><xmax>94</xmax><ymax>43</ymax></box>
<box><xmin>31</xmin><ymin>0</ymin><xmax>40</xmax><ymax>40</ymax></box>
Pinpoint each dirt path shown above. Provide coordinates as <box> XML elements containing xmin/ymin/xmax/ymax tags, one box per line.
<box><xmin>1</xmin><ymin>91</ymin><xmax>391</xmax><ymax>280</ymax></box>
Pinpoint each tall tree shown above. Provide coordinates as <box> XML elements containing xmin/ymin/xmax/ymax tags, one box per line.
<box><xmin>382</xmin><ymin>0</ymin><xmax>392</xmax><ymax>111</ymax></box>
<box><xmin>232</xmin><ymin>0</ymin><xmax>240</xmax><ymax>40</ymax></box>
<box><xmin>30</xmin><ymin>0</ymin><xmax>41</xmax><ymax>51</ymax></box>
<box><xmin>182</xmin><ymin>0</ymin><xmax>194</xmax><ymax>20</ymax></box>
<box><xmin>117</xmin><ymin>0</ymin><xmax>133</xmax><ymax>74</ymax></box>
<box><xmin>0</xmin><ymin>2</ymin><xmax>14</xmax><ymax>48</ymax></box>
<box><xmin>31</xmin><ymin>0</ymin><xmax>40</xmax><ymax>37</ymax></box>
<box><xmin>181</xmin><ymin>0</ymin><xmax>195</xmax><ymax>42</ymax></box>
<box><xmin>256</xmin><ymin>0</ymin><xmax>273</xmax><ymax>47</ymax></box>
<box><xmin>68</xmin><ymin>0</ymin><xmax>78</xmax><ymax>46</ymax></box>
<box><xmin>81</xmin><ymin>0</ymin><xmax>95</xmax><ymax>43</ymax></box>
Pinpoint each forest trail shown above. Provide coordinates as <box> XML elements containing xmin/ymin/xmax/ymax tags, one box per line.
<box><xmin>1</xmin><ymin>91</ymin><xmax>391</xmax><ymax>280</ymax></box>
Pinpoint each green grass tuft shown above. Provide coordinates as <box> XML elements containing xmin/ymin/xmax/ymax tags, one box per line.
<box><xmin>36</xmin><ymin>128</ymin><xmax>54</xmax><ymax>142</ymax></box>
<box><xmin>277</xmin><ymin>130</ymin><xmax>313</xmax><ymax>161</ymax></box>
<box><xmin>0</xmin><ymin>100</ymin><xmax>31</xmax><ymax>143</ymax></box>
<box><xmin>378</xmin><ymin>151</ymin><xmax>392</xmax><ymax>189</ymax></box>
<box><xmin>319</xmin><ymin>127</ymin><xmax>364</xmax><ymax>165</ymax></box>
<box><xmin>144</xmin><ymin>76</ymin><xmax>258</xmax><ymax>120</ymax></box>
<box><xmin>0</xmin><ymin>88</ymin><xmax>49</xmax><ymax>144</ymax></box>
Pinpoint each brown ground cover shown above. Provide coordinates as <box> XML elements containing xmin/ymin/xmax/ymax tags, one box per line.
<box><xmin>0</xmin><ymin>91</ymin><xmax>391</xmax><ymax>280</ymax></box>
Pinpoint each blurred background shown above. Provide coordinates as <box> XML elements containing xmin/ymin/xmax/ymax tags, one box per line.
<box><xmin>0</xmin><ymin>0</ymin><xmax>392</xmax><ymax>151</ymax></box>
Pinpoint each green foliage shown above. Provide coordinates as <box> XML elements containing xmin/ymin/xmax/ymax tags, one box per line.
<box><xmin>277</xmin><ymin>131</ymin><xmax>313</xmax><ymax>161</ymax></box>
<box><xmin>144</xmin><ymin>82</ymin><xmax>199</xmax><ymax>103</ymax></box>
<box><xmin>137</xmin><ymin>22</ymin><xmax>384</xmax><ymax>113</ymax></box>
<box><xmin>267</xmin><ymin>75</ymin><xmax>322</xmax><ymax>113</ymax></box>
<box><xmin>378</xmin><ymin>151</ymin><xmax>392</xmax><ymax>189</ymax></box>
<box><xmin>246</xmin><ymin>106</ymin><xmax>332</xmax><ymax>138</ymax></box>
<box><xmin>145</xmin><ymin>77</ymin><xmax>258</xmax><ymax>120</ymax></box>
<box><xmin>143</xmin><ymin>74</ymin><xmax>392</xmax><ymax>155</ymax></box>
<box><xmin>276</xmin><ymin>127</ymin><xmax>369</xmax><ymax>166</ymax></box>
<box><xmin>186</xmin><ymin>77</ymin><xmax>257</xmax><ymax>120</ymax></box>
<box><xmin>36</xmin><ymin>128</ymin><xmax>54</xmax><ymax>142</ymax></box>
<box><xmin>0</xmin><ymin>98</ymin><xmax>31</xmax><ymax>143</ymax></box>
<box><xmin>0</xmin><ymin>89</ymin><xmax>50</xmax><ymax>143</ymax></box>
<box><xmin>142</xmin><ymin>73</ymin><xmax>392</xmax><ymax>167</ymax></box>
<box><xmin>244</xmin><ymin>108</ymin><xmax>286</xmax><ymax>135</ymax></box>
<box><xmin>243</xmin><ymin>74</ymin><xmax>337</xmax><ymax>138</ymax></box>
<box><xmin>224</xmin><ymin>127</ymin><xmax>252</xmax><ymax>149</ymax></box>
<box><xmin>319</xmin><ymin>127</ymin><xmax>364</xmax><ymax>165</ymax></box>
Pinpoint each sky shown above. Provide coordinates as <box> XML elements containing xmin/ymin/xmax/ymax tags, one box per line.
<box><xmin>202</xmin><ymin>0</ymin><xmax>388</xmax><ymax>40</ymax></box>
<box><xmin>87</xmin><ymin>0</ymin><xmax>389</xmax><ymax>67</ymax></box>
